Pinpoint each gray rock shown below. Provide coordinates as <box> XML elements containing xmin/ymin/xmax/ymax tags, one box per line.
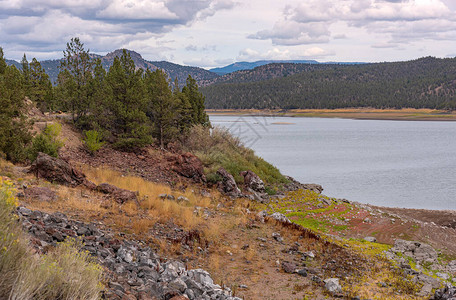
<box><xmin>418</xmin><ymin>283</ymin><xmax>433</xmax><ymax>297</ymax></box>
<box><xmin>216</xmin><ymin>168</ymin><xmax>241</xmax><ymax>198</ymax></box>
<box><xmin>281</xmin><ymin>261</ymin><xmax>297</xmax><ymax>274</ymax></box>
<box><xmin>364</xmin><ymin>236</ymin><xmax>377</xmax><ymax>243</ymax></box>
<box><xmin>169</xmin><ymin>278</ymin><xmax>188</xmax><ymax>292</ymax></box>
<box><xmin>117</xmin><ymin>246</ymin><xmax>134</xmax><ymax>263</ymax></box>
<box><xmin>177</xmin><ymin>196</ymin><xmax>190</xmax><ymax>203</ymax></box>
<box><xmin>437</xmin><ymin>272</ymin><xmax>450</xmax><ymax>280</ymax></box>
<box><xmin>270</xmin><ymin>212</ymin><xmax>291</xmax><ymax>224</ymax></box>
<box><xmin>324</xmin><ymin>278</ymin><xmax>343</xmax><ymax>295</ymax></box>
<box><xmin>187</xmin><ymin>269</ymin><xmax>214</xmax><ymax>287</ymax></box>
<box><xmin>303</xmin><ymin>251</ymin><xmax>315</xmax><ymax>259</ymax></box>
<box><xmin>272</xmin><ymin>232</ymin><xmax>283</xmax><ymax>242</ymax></box>
<box><xmin>240</xmin><ymin>170</ymin><xmax>265</xmax><ymax>193</ymax></box>
<box><xmin>18</xmin><ymin>206</ymin><xmax>32</xmax><ymax>216</ymax></box>
<box><xmin>416</xmin><ymin>274</ymin><xmax>441</xmax><ymax>289</ymax></box>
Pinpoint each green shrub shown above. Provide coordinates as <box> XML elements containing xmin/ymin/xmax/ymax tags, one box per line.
<box><xmin>83</xmin><ymin>130</ymin><xmax>105</xmax><ymax>154</ymax></box>
<box><xmin>206</xmin><ymin>172</ymin><xmax>222</xmax><ymax>185</ymax></box>
<box><xmin>27</xmin><ymin>123</ymin><xmax>64</xmax><ymax>161</ymax></box>
<box><xmin>183</xmin><ymin>125</ymin><xmax>288</xmax><ymax>185</ymax></box>
<box><xmin>0</xmin><ymin>178</ymin><xmax>103</xmax><ymax>299</ymax></box>
<box><xmin>265</xmin><ymin>186</ymin><xmax>277</xmax><ymax>195</ymax></box>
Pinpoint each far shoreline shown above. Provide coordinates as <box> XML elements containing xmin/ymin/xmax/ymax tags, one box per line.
<box><xmin>206</xmin><ymin>108</ymin><xmax>456</xmax><ymax>121</ymax></box>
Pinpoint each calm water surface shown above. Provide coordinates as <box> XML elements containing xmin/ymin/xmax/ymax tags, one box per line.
<box><xmin>209</xmin><ymin>115</ymin><xmax>456</xmax><ymax>210</ymax></box>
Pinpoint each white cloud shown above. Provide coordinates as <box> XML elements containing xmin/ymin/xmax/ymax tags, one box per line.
<box><xmin>96</xmin><ymin>1</ymin><xmax>178</xmax><ymax>20</ymax></box>
<box><xmin>250</xmin><ymin>0</ymin><xmax>456</xmax><ymax>46</ymax></box>
<box><xmin>236</xmin><ymin>46</ymin><xmax>333</xmax><ymax>61</ymax></box>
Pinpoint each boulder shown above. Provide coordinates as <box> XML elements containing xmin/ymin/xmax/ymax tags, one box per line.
<box><xmin>392</xmin><ymin>239</ymin><xmax>438</xmax><ymax>264</ymax></box>
<box><xmin>97</xmin><ymin>183</ymin><xmax>138</xmax><ymax>204</ymax></box>
<box><xmin>170</xmin><ymin>152</ymin><xmax>206</xmax><ymax>183</ymax></box>
<box><xmin>284</xmin><ymin>176</ymin><xmax>323</xmax><ymax>193</ymax></box>
<box><xmin>29</xmin><ymin>152</ymin><xmax>94</xmax><ymax>188</ymax></box>
<box><xmin>324</xmin><ymin>278</ymin><xmax>343</xmax><ymax>295</ymax></box>
<box><xmin>24</xmin><ymin>186</ymin><xmax>57</xmax><ymax>202</ymax></box>
<box><xmin>240</xmin><ymin>170</ymin><xmax>265</xmax><ymax>193</ymax></box>
<box><xmin>216</xmin><ymin>168</ymin><xmax>241</xmax><ymax>198</ymax></box>
<box><xmin>270</xmin><ymin>212</ymin><xmax>291</xmax><ymax>224</ymax></box>
<box><xmin>432</xmin><ymin>284</ymin><xmax>456</xmax><ymax>300</ymax></box>
<box><xmin>364</xmin><ymin>236</ymin><xmax>377</xmax><ymax>243</ymax></box>
<box><xmin>281</xmin><ymin>261</ymin><xmax>297</xmax><ymax>273</ymax></box>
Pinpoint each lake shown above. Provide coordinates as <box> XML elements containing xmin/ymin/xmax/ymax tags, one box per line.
<box><xmin>209</xmin><ymin>114</ymin><xmax>456</xmax><ymax>210</ymax></box>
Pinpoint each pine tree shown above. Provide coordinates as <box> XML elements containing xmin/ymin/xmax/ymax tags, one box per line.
<box><xmin>182</xmin><ymin>75</ymin><xmax>210</xmax><ymax>126</ymax></box>
<box><xmin>144</xmin><ymin>69</ymin><xmax>178</xmax><ymax>148</ymax></box>
<box><xmin>106</xmin><ymin>51</ymin><xmax>151</xmax><ymax>149</ymax></box>
<box><xmin>0</xmin><ymin>48</ymin><xmax>31</xmax><ymax>162</ymax></box>
<box><xmin>21</xmin><ymin>54</ymin><xmax>30</xmax><ymax>94</ymax></box>
<box><xmin>58</xmin><ymin>37</ymin><xmax>93</xmax><ymax>122</ymax></box>
<box><xmin>29</xmin><ymin>58</ymin><xmax>52</xmax><ymax>111</ymax></box>
<box><xmin>86</xmin><ymin>58</ymin><xmax>113</xmax><ymax>132</ymax></box>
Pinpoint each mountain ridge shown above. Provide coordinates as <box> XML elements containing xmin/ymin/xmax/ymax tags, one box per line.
<box><xmin>5</xmin><ymin>49</ymin><xmax>219</xmax><ymax>87</ymax></box>
<box><xmin>201</xmin><ymin>56</ymin><xmax>456</xmax><ymax>110</ymax></box>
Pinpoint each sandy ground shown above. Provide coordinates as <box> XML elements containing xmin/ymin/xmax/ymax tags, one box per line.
<box><xmin>207</xmin><ymin>108</ymin><xmax>456</xmax><ymax>121</ymax></box>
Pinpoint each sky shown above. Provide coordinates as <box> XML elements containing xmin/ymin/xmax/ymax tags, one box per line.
<box><xmin>1</xmin><ymin>0</ymin><xmax>456</xmax><ymax>68</ymax></box>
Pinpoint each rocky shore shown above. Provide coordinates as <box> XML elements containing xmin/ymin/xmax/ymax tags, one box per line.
<box><xmin>17</xmin><ymin>206</ymin><xmax>241</xmax><ymax>300</ymax></box>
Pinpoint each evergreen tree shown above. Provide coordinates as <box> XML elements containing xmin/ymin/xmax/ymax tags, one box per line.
<box><xmin>85</xmin><ymin>58</ymin><xmax>113</xmax><ymax>132</ymax></box>
<box><xmin>182</xmin><ymin>75</ymin><xmax>210</xmax><ymax>126</ymax></box>
<box><xmin>58</xmin><ymin>37</ymin><xmax>93</xmax><ymax>122</ymax></box>
<box><xmin>29</xmin><ymin>58</ymin><xmax>52</xmax><ymax>111</ymax></box>
<box><xmin>106</xmin><ymin>51</ymin><xmax>151</xmax><ymax>149</ymax></box>
<box><xmin>0</xmin><ymin>48</ymin><xmax>6</xmax><ymax>75</ymax></box>
<box><xmin>0</xmin><ymin>48</ymin><xmax>31</xmax><ymax>162</ymax></box>
<box><xmin>144</xmin><ymin>69</ymin><xmax>178</xmax><ymax>148</ymax></box>
<box><xmin>21</xmin><ymin>54</ymin><xmax>30</xmax><ymax>94</ymax></box>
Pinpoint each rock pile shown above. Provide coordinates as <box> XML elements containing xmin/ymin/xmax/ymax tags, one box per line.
<box><xmin>384</xmin><ymin>239</ymin><xmax>456</xmax><ymax>297</ymax></box>
<box><xmin>17</xmin><ymin>206</ymin><xmax>240</xmax><ymax>300</ymax></box>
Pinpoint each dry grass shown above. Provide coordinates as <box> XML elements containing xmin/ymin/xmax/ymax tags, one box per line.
<box><xmin>0</xmin><ymin>178</ymin><xmax>103</xmax><ymax>300</ymax></box>
<box><xmin>80</xmin><ymin>166</ymin><xmax>215</xmax><ymax>231</ymax></box>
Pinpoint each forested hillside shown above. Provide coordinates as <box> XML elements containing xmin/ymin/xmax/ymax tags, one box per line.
<box><xmin>201</xmin><ymin>57</ymin><xmax>456</xmax><ymax>110</ymax></box>
<box><xmin>0</xmin><ymin>38</ymin><xmax>210</xmax><ymax>161</ymax></box>
<box><xmin>200</xmin><ymin>63</ymin><xmax>336</xmax><ymax>86</ymax></box>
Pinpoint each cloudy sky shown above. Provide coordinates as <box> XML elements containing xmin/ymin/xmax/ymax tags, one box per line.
<box><xmin>1</xmin><ymin>0</ymin><xmax>456</xmax><ymax>68</ymax></box>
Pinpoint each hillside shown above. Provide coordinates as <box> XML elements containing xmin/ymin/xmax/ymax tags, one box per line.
<box><xmin>6</xmin><ymin>49</ymin><xmax>219</xmax><ymax>87</ymax></box>
<box><xmin>201</xmin><ymin>56</ymin><xmax>456</xmax><ymax>110</ymax></box>
<box><xmin>200</xmin><ymin>62</ymin><xmax>337</xmax><ymax>87</ymax></box>
<box><xmin>2</xmin><ymin>115</ymin><xmax>456</xmax><ymax>299</ymax></box>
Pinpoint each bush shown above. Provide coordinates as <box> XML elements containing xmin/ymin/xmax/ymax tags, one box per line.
<box><xmin>183</xmin><ymin>125</ymin><xmax>288</xmax><ymax>185</ymax></box>
<box><xmin>206</xmin><ymin>172</ymin><xmax>222</xmax><ymax>185</ymax></box>
<box><xmin>83</xmin><ymin>130</ymin><xmax>105</xmax><ymax>154</ymax></box>
<box><xmin>265</xmin><ymin>186</ymin><xmax>277</xmax><ymax>195</ymax></box>
<box><xmin>0</xmin><ymin>178</ymin><xmax>103</xmax><ymax>299</ymax></box>
<box><xmin>27</xmin><ymin>123</ymin><xmax>64</xmax><ymax>161</ymax></box>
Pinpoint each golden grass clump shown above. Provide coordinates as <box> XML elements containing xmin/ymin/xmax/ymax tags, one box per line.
<box><xmin>0</xmin><ymin>178</ymin><xmax>103</xmax><ymax>300</ymax></box>
<box><xmin>81</xmin><ymin>166</ymin><xmax>209</xmax><ymax>230</ymax></box>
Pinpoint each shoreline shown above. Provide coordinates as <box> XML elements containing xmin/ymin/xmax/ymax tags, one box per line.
<box><xmin>207</xmin><ymin>108</ymin><xmax>456</xmax><ymax>121</ymax></box>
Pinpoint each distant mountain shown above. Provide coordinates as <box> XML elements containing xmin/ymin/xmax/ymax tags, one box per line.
<box><xmin>209</xmin><ymin>60</ymin><xmax>320</xmax><ymax>75</ymax></box>
<box><xmin>201</xmin><ymin>56</ymin><xmax>456</xmax><ymax>110</ymax></box>
<box><xmin>5</xmin><ymin>59</ymin><xmax>21</xmax><ymax>69</ymax></box>
<box><xmin>6</xmin><ymin>49</ymin><xmax>219</xmax><ymax>87</ymax></box>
